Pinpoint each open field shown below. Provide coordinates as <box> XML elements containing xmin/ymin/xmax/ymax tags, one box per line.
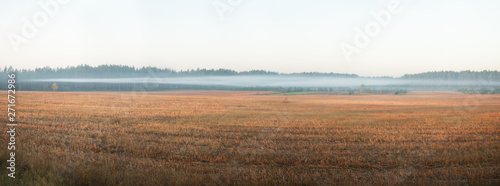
<box><xmin>1</xmin><ymin>91</ymin><xmax>499</xmax><ymax>185</ymax></box>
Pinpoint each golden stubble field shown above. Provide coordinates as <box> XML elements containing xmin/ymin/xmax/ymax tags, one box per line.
<box><xmin>1</xmin><ymin>91</ymin><xmax>499</xmax><ymax>185</ymax></box>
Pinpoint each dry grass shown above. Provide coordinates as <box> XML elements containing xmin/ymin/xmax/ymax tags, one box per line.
<box><xmin>1</xmin><ymin>91</ymin><xmax>499</xmax><ymax>185</ymax></box>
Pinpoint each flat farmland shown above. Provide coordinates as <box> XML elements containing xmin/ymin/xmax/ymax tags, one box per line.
<box><xmin>1</xmin><ymin>91</ymin><xmax>499</xmax><ymax>185</ymax></box>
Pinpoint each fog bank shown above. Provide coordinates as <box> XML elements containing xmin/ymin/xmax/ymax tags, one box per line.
<box><xmin>27</xmin><ymin>76</ymin><xmax>500</xmax><ymax>88</ymax></box>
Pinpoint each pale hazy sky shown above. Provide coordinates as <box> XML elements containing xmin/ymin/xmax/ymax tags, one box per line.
<box><xmin>1</xmin><ymin>0</ymin><xmax>499</xmax><ymax>77</ymax></box>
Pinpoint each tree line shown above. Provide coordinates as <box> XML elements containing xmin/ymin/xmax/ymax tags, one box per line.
<box><xmin>2</xmin><ymin>65</ymin><xmax>499</xmax><ymax>80</ymax></box>
<box><xmin>401</xmin><ymin>70</ymin><xmax>500</xmax><ymax>81</ymax></box>
<box><xmin>1</xmin><ymin>65</ymin><xmax>358</xmax><ymax>79</ymax></box>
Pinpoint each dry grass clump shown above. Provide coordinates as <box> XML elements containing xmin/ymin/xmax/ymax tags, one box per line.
<box><xmin>0</xmin><ymin>91</ymin><xmax>499</xmax><ymax>185</ymax></box>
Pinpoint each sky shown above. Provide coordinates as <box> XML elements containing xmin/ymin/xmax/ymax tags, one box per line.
<box><xmin>0</xmin><ymin>0</ymin><xmax>499</xmax><ymax>77</ymax></box>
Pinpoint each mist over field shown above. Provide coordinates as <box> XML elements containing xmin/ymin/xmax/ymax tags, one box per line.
<box><xmin>26</xmin><ymin>76</ymin><xmax>500</xmax><ymax>88</ymax></box>
<box><xmin>3</xmin><ymin>67</ymin><xmax>499</xmax><ymax>92</ymax></box>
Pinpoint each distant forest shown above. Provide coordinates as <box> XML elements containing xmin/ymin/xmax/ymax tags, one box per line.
<box><xmin>0</xmin><ymin>65</ymin><xmax>359</xmax><ymax>79</ymax></box>
<box><xmin>0</xmin><ymin>65</ymin><xmax>499</xmax><ymax>93</ymax></box>
<box><xmin>401</xmin><ymin>70</ymin><xmax>500</xmax><ymax>81</ymax></box>
<box><xmin>1</xmin><ymin>64</ymin><xmax>499</xmax><ymax>80</ymax></box>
